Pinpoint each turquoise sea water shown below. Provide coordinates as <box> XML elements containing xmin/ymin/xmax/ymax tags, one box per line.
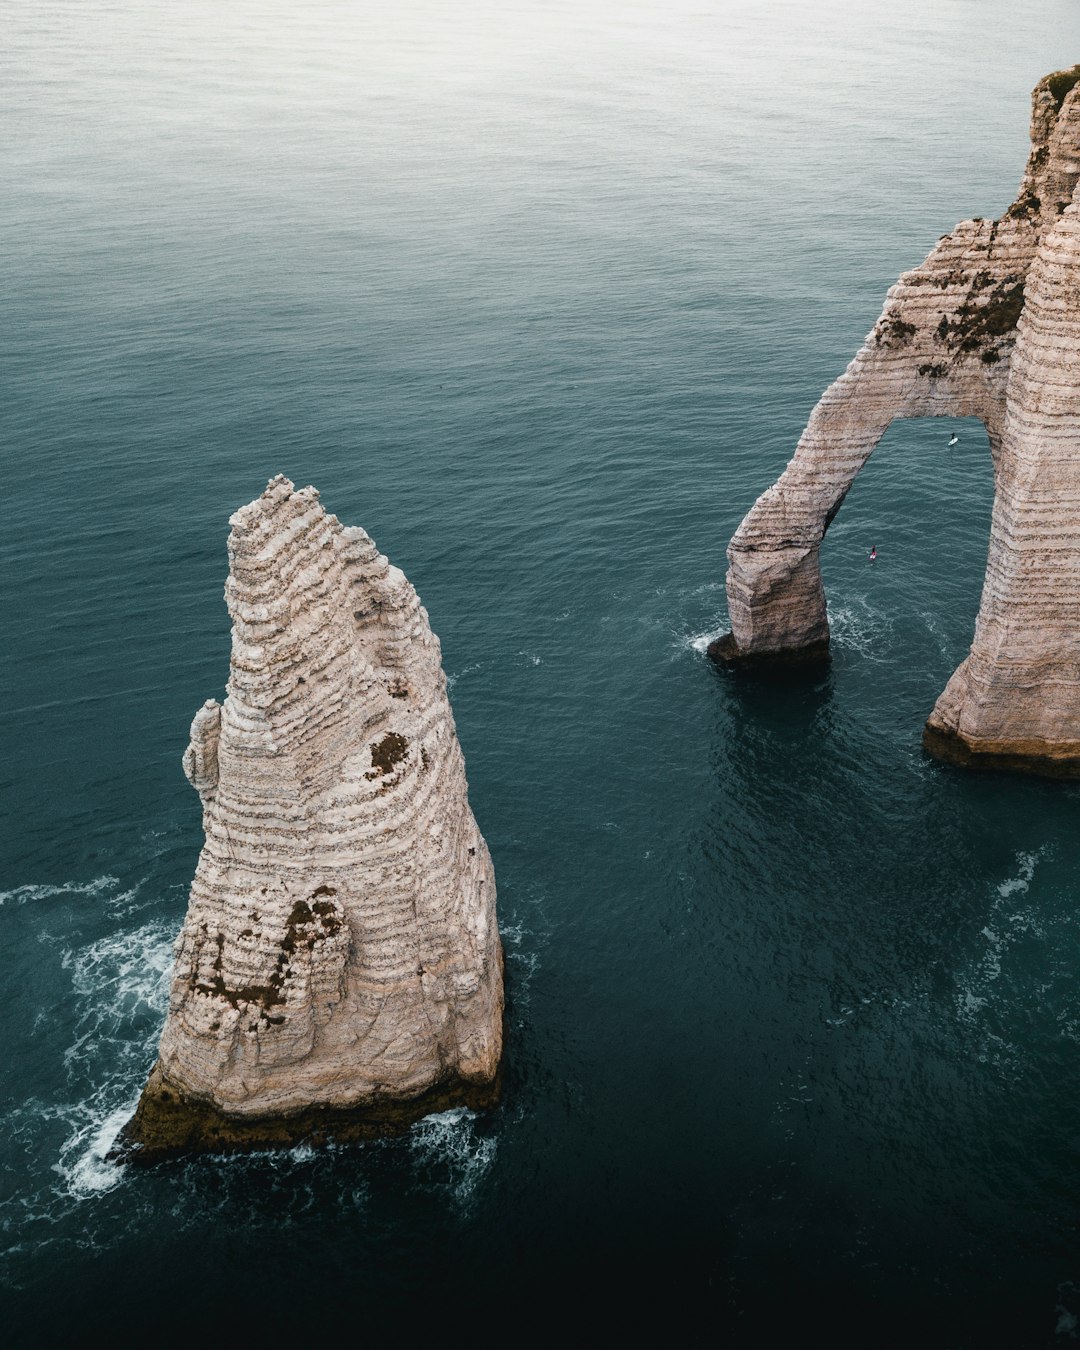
<box><xmin>4</xmin><ymin>1</ymin><xmax>1080</xmax><ymax>1340</ymax></box>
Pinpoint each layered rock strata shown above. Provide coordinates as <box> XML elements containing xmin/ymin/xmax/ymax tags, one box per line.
<box><xmin>123</xmin><ymin>477</ymin><xmax>503</xmax><ymax>1160</ymax></box>
<box><xmin>712</xmin><ymin>68</ymin><xmax>1080</xmax><ymax>777</ymax></box>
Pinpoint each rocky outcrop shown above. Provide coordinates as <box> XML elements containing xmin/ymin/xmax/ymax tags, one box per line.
<box><xmin>122</xmin><ymin>477</ymin><xmax>503</xmax><ymax>1160</ymax></box>
<box><xmin>713</xmin><ymin>68</ymin><xmax>1080</xmax><ymax>777</ymax></box>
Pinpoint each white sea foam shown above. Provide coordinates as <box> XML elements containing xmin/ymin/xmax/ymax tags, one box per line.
<box><xmin>63</xmin><ymin>920</ymin><xmax>173</xmax><ymax>1012</ymax></box>
<box><xmin>446</xmin><ymin>661</ymin><xmax>483</xmax><ymax>690</ymax></box>
<box><xmin>43</xmin><ymin>919</ymin><xmax>174</xmax><ymax>1207</ymax></box>
<box><xmin>688</xmin><ymin>626</ymin><xmax>725</xmax><ymax>654</ymax></box>
<box><xmin>827</xmin><ymin>597</ymin><xmax>895</xmax><ymax>662</ymax></box>
<box><xmin>500</xmin><ymin>911</ymin><xmax>545</xmax><ymax>1012</ymax></box>
<box><xmin>916</xmin><ymin>607</ymin><xmax>958</xmax><ymax>663</ymax></box>
<box><xmin>409</xmin><ymin>1107</ymin><xmax>496</xmax><ymax>1207</ymax></box>
<box><xmin>0</xmin><ymin>876</ymin><xmax>119</xmax><ymax>907</ymax></box>
<box><xmin>499</xmin><ymin>920</ymin><xmax>527</xmax><ymax>947</ymax></box>
<box><xmin>997</xmin><ymin>850</ymin><xmax>1041</xmax><ymax>899</ymax></box>
<box><xmin>54</xmin><ymin>1102</ymin><xmax>133</xmax><ymax>1199</ymax></box>
<box><xmin>656</xmin><ymin>577</ymin><xmax>729</xmax><ymax>658</ymax></box>
<box><xmin>955</xmin><ymin>849</ymin><xmax>1049</xmax><ymax>1033</ymax></box>
<box><xmin>498</xmin><ymin>881</ymin><xmax>550</xmax><ymax>1012</ymax></box>
<box><xmin>507</xmin><ymin>946</ymin><xmax>539</xmax><ymax>991</ymax></box>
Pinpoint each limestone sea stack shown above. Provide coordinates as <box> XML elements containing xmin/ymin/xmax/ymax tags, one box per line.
<box><xmin>712</xmin><ymin>68</ymin><xmax>1080</xmax><ymax>777</ymax></box>
<box><xmin>122</xmin><ymin>477</ymin><xmax>503</xmax><ymax>1159</ymax></box>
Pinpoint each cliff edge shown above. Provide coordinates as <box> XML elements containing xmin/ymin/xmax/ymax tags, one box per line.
<box><xmin>121</xmin><ymin>477</ymin><xmax>504</xmax><ymax>1160</ymax></box>
<box><xmin>712</xmin><ymin>67</ymin><xmax>1080</xmax><ymax>778</ymax></box>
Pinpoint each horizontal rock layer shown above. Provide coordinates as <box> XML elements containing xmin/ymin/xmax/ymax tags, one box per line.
<box><xmin>122</xmin><ymin>476</ymin><xmax>503</xmax><ymax>1160</ymax></box>
<box><xmin>924</xmin><ymin>193</ymin><xmax>1080</xmax><ymax>774</ymax></box>
<box><xmin>714</xmin><ymin>68</ymin><xmax>1080</xmax><ymax>777</ymax></box>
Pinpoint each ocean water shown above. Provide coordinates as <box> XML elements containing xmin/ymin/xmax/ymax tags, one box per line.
<box><xmin>4</xmin><ymin>0</ymin><xmax>1080</xmax><ymax>1341</ymax></box>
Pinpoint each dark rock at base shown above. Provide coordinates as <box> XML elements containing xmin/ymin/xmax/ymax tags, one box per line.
<box><xmin>112</xmin><ymin>1061</ymin><xmax>502</xmax><ymax>1166</ymax></box>
<box><xmin>707</xmin><ymin>631</ymin><xmax>831</xmax><ymax>671</ymax></box>
<box><xmin>922</xmin><ymin>723</ymin><xmax>1080</xmax><ymax>780</ymax></box>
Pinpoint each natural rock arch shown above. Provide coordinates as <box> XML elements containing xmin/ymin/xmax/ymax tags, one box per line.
<box><xmin>712</xmin><ymin>69</ymin><xmax>1080</xmax><ymax>778</ymax></box>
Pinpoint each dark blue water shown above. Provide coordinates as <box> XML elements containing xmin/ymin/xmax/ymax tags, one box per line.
<box><xmin>5</xmin><ymin>2</ymin><xmax>1080</xmax><ymax>1341</ymax></box>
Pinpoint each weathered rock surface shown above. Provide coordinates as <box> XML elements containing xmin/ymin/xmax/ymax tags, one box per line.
<box><xmin>122</xmin><ymin>477</ymin><xmax>503</xmax><ymax>1159</ymax></box>
<box><xmin>713</xmin><ymin>68</ymin><xmax>1080</xmax><ymax>777</ymax></box>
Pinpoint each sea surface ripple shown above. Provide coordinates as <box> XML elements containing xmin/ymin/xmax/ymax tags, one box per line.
<box><xmin>4</xmin><ymin>0</ymin><xmax>1080</xmax><ymax>1340</ymax></box>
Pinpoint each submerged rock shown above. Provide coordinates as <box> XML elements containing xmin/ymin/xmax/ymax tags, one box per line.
<box><xmin>121</xmin><ymin>477</ymin><xmax>503</xmax><ymax>1160</ymax></box>
<box><xmin>714</xmin><ymin>68</ymin><xmax>1080</xmax><ymax>777</ymax></box>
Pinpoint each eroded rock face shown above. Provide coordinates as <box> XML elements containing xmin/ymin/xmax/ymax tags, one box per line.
<box><xmin>714</xmin><ymin>68</ymin><xmax>1080</xmax><ymax>777</ymax></box>
<box><xmin>123</xmin><ymin>477</ymin><xmax>503</xmax><ymax>1159</ymax></box>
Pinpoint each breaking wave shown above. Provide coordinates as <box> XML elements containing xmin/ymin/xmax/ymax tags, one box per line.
<box><xmin>0</xmin><ymin>876</ymin><xmax>119</xmax><ymax>907</ymax></box>
<box><xmin>51</xmin><ymin>918</ymin><xmax>173</xmax><ymax>1200</ymax></box>
<box><xmin>54</xmin><ymin>1101</ymin><xmax>138</xmax><ymax>1199</ymax></box>
<box><xmin>0</xmin><ymin>895</ymin><xmax>175</xmax><ymax>1275</ymax></box>
<box><xmin>686</xmin><ymin>625</ymin><xmax>725</xmax><ymax>654</ymax></box>
<box><xmin>409</xmin><ymin>1108</ymin><xmax>497</xmax><ymax>1207</ymax></box>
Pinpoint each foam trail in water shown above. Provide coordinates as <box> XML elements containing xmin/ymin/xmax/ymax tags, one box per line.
<box><xmin>62</xmin><ymin>919</ymin><xmax>173</xmax><ymax>1030</ymax></box>
<box><xmin>955</xmin><ymin>848</ymin><xmax>1049</xmax><ymax>1034</ymax></box>
<box><xmin>47</xmin><ymin>919</ymin><xmax>173</xmax><ymax>1203</ymax></box>
<box><xmin>445</xmin><ymin>661</ymin><xmax>483</xmax><ymax>690</ymax></box>
<box><xmin>688</xmin><ymin>626</ymin><xmax>725</xmax><ymax>653</ymax></box>
<box><xmin>0</xmin><ymin>876</ymin><xmax>119</xmax><ymax>907</ymax></box>
<box><xmin>501</xmin><ymin>918</ymin><xmax>541</xmax><ymax>1010</ymax></box>
<box><xmin>997</xmin><ymin>850</ymin><xmax>1043</xmax><ymax>899</ymax></box>
<box><xmin>55</xmin><ymin>1101</ymin><xmax>135</xmax><ymax>1199</ymax></box>
<box><xmin>409</xmin><ymin>1108</ymin><xmax>496</xmax><ymax>1207</ymax></box>
<box><xmin>826</xmin><ymin>597</ymin><xmax>896</xmax><ymax>662</ymax></box>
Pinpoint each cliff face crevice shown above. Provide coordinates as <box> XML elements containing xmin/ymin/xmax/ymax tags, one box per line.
<box><xmin>714</xmin><ymin>69</ymin><xmax>1080</xmax><ymax>777</ymax></box>
<box><xmin>122</xmin><ymin>477</ymin><xmax>503</xmax><ymax>1159</ymax></box>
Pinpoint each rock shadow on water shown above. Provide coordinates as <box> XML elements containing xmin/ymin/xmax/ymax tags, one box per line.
<box><xmin>708</xmin><ymin>650</ymin><xmax>836</xmax><ymax>747</ymax></box>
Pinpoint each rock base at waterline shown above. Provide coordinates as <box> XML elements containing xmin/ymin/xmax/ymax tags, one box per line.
<box><xmin>922</xmin><ymin>724</ymin><xmax>1080</xmax><ymax>780</ymax></box>
<box><xmin>707</xmin><ymin>632</ymin><xmax>831</xmax><ymax>671</ymax></box>
<box><xmin>715</xmin><ymin>70</ymin><xmax>1080</xmax><ymax>778</ymax></box>
<box><xmin>115</xmin><ymin>1062</ymin><xmax>502</xmax><ymax>1165</ymax></box>
<box><xmin>128</xmin><ymin>477</ymin><xmax>504</xmax><ymax>1156</ymax></box>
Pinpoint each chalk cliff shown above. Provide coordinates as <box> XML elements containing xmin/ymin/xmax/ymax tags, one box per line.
<box><xmin>123</xmin><ymin>477</ymin><xmax>503</xmax><ymax>1159</ymax></box>
<box><xmin>712</xmin><ymin>68</ymin><xmax>1080</xmax><ymax>777</ymax></box>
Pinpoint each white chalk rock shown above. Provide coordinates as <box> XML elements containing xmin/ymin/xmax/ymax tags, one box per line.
<box><xmin>125</xmin><ymin>477</ymin><xmax>503</xmax><ymax>1156</ymax></box>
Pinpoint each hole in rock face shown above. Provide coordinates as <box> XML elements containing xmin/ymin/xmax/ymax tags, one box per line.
<box><xmin>818</xmin><ymin>414</ymin><xmax>994</xmax><ymax>688</ymax></box>
<box><xmin>369</xmin><ymin>731</ymin><xmax>409</xmax><ymax>776</ymax></box>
